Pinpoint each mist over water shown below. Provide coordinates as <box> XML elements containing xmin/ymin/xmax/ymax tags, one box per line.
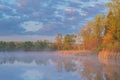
<box><xmin>0</xmin><ymin>52</ymin><xmax>120</xmax><ymax>80</ymax></box>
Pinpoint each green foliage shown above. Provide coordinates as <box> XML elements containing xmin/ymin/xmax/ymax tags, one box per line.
<box><xmin>55</xmin><ymin>34</ymin><xmax>63</xmax><ymax>50</ymax></box>
<box><xmin>63</xmin><ymin>34</ymin><xmax>76</xmax><ymax>50</ymax></box>
<box><xmin>0</xmin><ymin>40</ymin><xmax>55</xmax><ymax>52</ymax></box>
<box><xmin>7</xmin><ymin>42</ymin><xmax>16</xmax><ymax>51</ymax></box>
<box><xmin>54</xmin><ymin>34</ymin><xmax>77</xmax><ymax>50</ymax></box>
<box><xmin>23</xmin><ymin>41</ymin><xmax>33</xmax><ymax>51</ymax></box>
<box><xmin>34</xmin><ymin>41</ymin><xmax>45</xmax><ymax>50</ymax></box>
<box><xmin>0</xmin><ymin>41</ymin><xmax>7</xmax><ymax>51</ymax></box>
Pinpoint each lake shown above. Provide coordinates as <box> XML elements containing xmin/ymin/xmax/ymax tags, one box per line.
<box><xmin>0</xmin><ymin>52</ymin><xmax>120</xmax><ymax>80</ymax></box>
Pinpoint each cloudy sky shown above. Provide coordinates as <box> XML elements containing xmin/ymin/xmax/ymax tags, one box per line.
<box><xmin>0</xmin><ymin>0</ymin><xmax>111</xmax><ymax>41</ymax></box>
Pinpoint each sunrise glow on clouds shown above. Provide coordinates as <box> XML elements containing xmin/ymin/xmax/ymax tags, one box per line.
<box><xmin>0</xmin><ymin>0</ymin><xmax>111</xmax><ymax>36</ymax></box>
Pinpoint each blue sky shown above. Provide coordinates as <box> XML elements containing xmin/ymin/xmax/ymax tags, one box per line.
<box><xmin>0</xmin><ymin>0</ymin><xmax>111</xmax><ymax>41</ymax></box>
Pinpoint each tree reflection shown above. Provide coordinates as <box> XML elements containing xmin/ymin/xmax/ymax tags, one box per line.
<box><xmin>76</xmin><ymin>57</ymin><xmax>105</xmax><ymax>80</ymax></box>
<box><xmin>99</xmin><ymin>59</ymin><xmax>120</xmax><ymax>80</ymax></box>
<box><xmin>56</xmin><ymin>57</ymin><xmax>77</xmax><ymax>72</ymax></box>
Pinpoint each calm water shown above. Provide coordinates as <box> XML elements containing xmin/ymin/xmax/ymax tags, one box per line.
<box><xmin>0</xmin><ymin>52</ymin><xmax>120</xmax><ymax>80</ymax></box>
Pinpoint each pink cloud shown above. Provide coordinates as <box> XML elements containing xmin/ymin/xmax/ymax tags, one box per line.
<box><xmin>65</xmin><ymin>8</ymin><xmax>76</xmax><ymax>13</ymax></box>
<box><xmin>17</xmin><ymin>0</ymin><xmax>28</xmax><ymax>7</ymax></box>
<box><xmin>0</xmin><ymin>4</ymin><xmax>4</xmax><ymax>9</ymax></box>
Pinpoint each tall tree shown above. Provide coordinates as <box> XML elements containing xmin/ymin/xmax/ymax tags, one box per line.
<box><xmin>103</xmin><ymin>0</ymin><xmax>120</xmax><ymax>51</ymax></box>
<box><xmin>63</xmin><ymin>34</ymin><xmax>76</xmax><ymax>50</ymax></box>
<box><xmin>78</xmin><ymin>15</ymin><xmax>105</xmax><ymax>51</ymax></box>
<box><xmin>55</xmin><ymin>34</ymin><xmax>63</xmax><ymax>50</ymax></box>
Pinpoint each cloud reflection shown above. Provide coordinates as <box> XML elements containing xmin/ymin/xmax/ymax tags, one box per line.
<box><xmin>21</xmin><ymin>70</ymin><xmax>44</xmax><ymax>80</ymax></box>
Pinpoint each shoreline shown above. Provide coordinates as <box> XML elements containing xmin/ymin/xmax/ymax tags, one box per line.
<box><xmin>56</xmin><ymin>50</ymin><xmax>97</xmax><ymax>55</ymax></box>
<box><xmin>98</xmin><ymin>50</ymin><xmax>120</xmax><ymax>60</ymax></box>
<box><xmin>57</xmin><ymin>50</ymin><xmax>120</xmax><ymax>60</ymax></box>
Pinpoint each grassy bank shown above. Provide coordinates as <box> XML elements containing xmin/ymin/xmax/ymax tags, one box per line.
<box><xmin>57</xmin><ymin>49</ymin><xmax>120</xmax><ymax>60</ymax></box>
<box><xmin>57</xmin><ymin>50</ymin><xmax>97</xmax><ymax>55</ymax></box>
<box><xmin>98</xmin><ymin>50</ymin><xmax>120</xmax><ymax>60</ymax></box>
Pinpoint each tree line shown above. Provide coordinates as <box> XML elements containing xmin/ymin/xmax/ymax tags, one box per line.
<box><xmin>0</xmin><ymin>40</ymin><xmax>56</xmax><ymax>51</ymax></box>
<box><xmin>0</xmin><ymin>34</ymin><xmax>77</xmax><ymax>51</ymax></box>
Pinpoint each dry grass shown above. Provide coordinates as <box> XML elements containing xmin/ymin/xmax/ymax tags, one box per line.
<box><xmin>99</xmin><ymin>50</ymin><xmax>120</xmax><ymax>60</ymax></box>
<box><xmin>56</xmin><ymin>50</ymin><xmax>95</xmax><ymax>55</ymax></box>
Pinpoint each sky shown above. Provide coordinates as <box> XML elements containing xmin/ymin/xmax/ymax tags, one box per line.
<box><xmin>0</xmin><ymin>0</ymin><xmax>111</xmax><ymax>41</ymax></box>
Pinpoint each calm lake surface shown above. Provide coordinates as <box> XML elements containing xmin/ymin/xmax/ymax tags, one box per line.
<box><xmin>0</xmin><ymin>52</ymin><xmax>120</xmax><ymax>80</ymax></box>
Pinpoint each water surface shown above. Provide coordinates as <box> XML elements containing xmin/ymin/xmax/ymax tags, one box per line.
<box><xmin>0</xmin><ymin>52</ymin><xmax>120</xmax><ymax>80</ymax></box>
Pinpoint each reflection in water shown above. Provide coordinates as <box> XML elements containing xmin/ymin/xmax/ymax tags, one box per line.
<box><xmin>99</xmin><ymin>59</ymin><xmax>120</xmax><ymax>80</ymax></box>
<box><xmin>21</xmin><ymin>70</ymin><xmax>44</xmax><ymax>80</ymax></box>
<box><xmin>0</xmin><ymin>52</ymin><xmax>120</xmax><ymax>80</ymax></box>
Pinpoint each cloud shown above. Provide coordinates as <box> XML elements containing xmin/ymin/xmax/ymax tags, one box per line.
<box><xmin>0</xmin><ymin>4</ymin><xmax>4</xmax><ymax>9</ymax></box>
<box><xmin>0</xmin><ymin>18</ymin><xmax>25</xmax><ymax>35</ymax></box>
<box><xmin>21</xmin><ymin>70</ymin><xmax>45</xmax><ymax>80</ymax></box>
<box><xmin>20</xmin><ymin>21</ymin><xmax>44</xmax><ymax>32</ymax></box>
<box><xmin>0</xmin><ymin>0</ymin><xmax>111</xmax><ymax>36</ymax></box>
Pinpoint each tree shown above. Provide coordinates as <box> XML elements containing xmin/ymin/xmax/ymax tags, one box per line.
<box><xmin>7</xmin><ymin>42</ymin><xmax>16</xmax><ymax>51</ymax></box>
<box><xmin>34</xmin><ymin>40</ymin><xmax>51</xmax><ymax>51</ymax></box>
<box><xmin>63</xmin><ymin>34</ymin><xmax>76</xmax><ymax>50</ymax></box>
<box><xmin>23</xmin><ymin>41</ymin><xmax>33</xmax><ymax>51</ymax></box>
<box><xmin>78</xmin><ymin>15</ymin><xmax>105</xmax><ymax>51</ymax></box>
<box><xmin>0</xmin><ymin>41</ymin><xmax>7</xmax><ymax>51</ymax></box>
<box><xmin>55</xmin><ymin>34</ymin><xmax>63</xmax><ymax>50</ymax></box>
<box><xmin>34</xmin><ymin>41</ymin><xmax>45</xmax><ymax>50</ymax></box>
<box><xmin>103</xmin><ymin>0</ymin><xmax>120</xmax><ymax>51</ymax></box>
